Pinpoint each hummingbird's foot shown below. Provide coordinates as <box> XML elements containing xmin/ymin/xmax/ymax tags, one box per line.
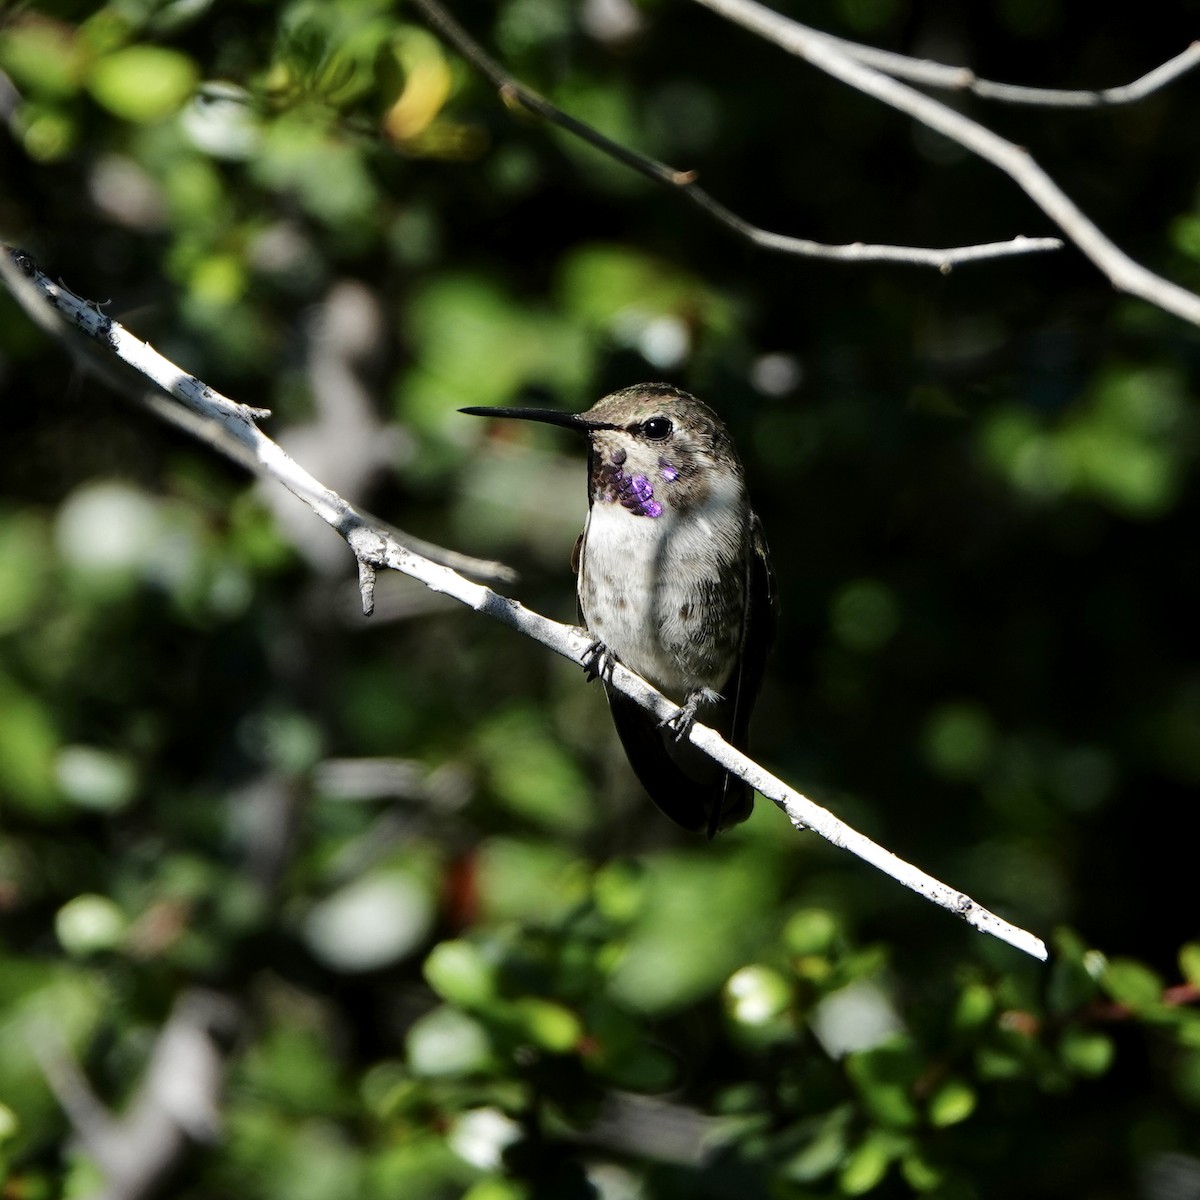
<box><xmin>661</xmin><ymin>687</ymin><xmax>719</xmax><ymax>741</ymax></box>
<box><xmin>581</xmin><ymin>638</ymin><xmax>616</xmax><ymax>684</ymax></box>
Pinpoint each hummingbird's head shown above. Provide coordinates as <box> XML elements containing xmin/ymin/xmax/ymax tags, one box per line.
<box><xmin>583</xmin><ymin>383</ymin><xmax>741</xmax><ymax>482</ymax></box>
<box><xmin>461</xmin><ymin>383</ymin><xmax>744</xmax><ymax>517</ymax></box>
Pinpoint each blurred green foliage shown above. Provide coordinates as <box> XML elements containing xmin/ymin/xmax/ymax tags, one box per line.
<box><xmin>4</xmin><ymin>0</ymin><xmax>1200</xmax><ymax>1196</ymax></box>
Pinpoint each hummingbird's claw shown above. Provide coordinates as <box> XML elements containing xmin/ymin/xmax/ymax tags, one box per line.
<box><xmin>661</xmin><ymin>689</ymin><xmax>704</xmax><ymax>741</ymax></box>
<box><xmin>581</xmin><ymin>638</ymin><xmax>616</xmax><ymax>683</ymax></box>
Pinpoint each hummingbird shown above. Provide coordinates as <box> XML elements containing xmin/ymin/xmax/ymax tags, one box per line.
<box><xmin>462</xmin><ymin>383</ymin><xmax>775</xmax><ymax>837</ymax></box>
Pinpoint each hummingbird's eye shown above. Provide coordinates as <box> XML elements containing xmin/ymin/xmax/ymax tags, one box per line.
<box><xmin>641</xmin><ymin>417</ymin><xmax>673</xmax><ymax>441</ymax></box>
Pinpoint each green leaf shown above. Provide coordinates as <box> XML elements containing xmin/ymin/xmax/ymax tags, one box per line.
<box><xmin>830</xmin><ymin>579</ymin><xmax>901</xmax><ymax>653</ymax></box>
<box><xmin>510</xmin><ymin>998</ymin><xmax>582</xmax><ymax>1053</ymax></box>
<box><xmin>839</xmin><ymin>1129</ymin><xmax>908</xmax><ymax>1195</ymax></box>
<box><xmin>462</xmin><ymin>1179</ymin><xmax>529</xmax><ymax>1200</ymax></box>
<box><xmin>400</xmin><ymin>273</ymin><xmax>591</xmax><ymax>429</ymax></box>
<box><xmin>592</xmin><ymin>860</ymin><xmax>647</xmax><ymax>924</ymax></box>
<box><xmin>922</xmin><ymin>703</ymin><xmax>995</xmax><ymax>781</ymax></box>
<box><xmin>845</xmin><ymin>1040</ymin><xmax>921</xmax><ymax>1129</ymax></box>
<box><xmin>725</xmin><ymin>964</ymin><xmax>793</xmax><ymax>1028</ymax></box>
<box><xmin>606</xmin><ymin>850</ymin><xmax>782</xmax><ymax>1014</ymax></box>
<box><xmin>55</xmin><ymin>895</ymin><xmax>126</xmax><ymax>956</ymax></box>
<box><xmin>952</xmin><ymin>982</ymin><xmax>995</xmax><ymax>1032</ymax></box>
<box><xmin>1047</xmin><ymin>930</ymin><xmax>1105</xmax><ymax>1013</ymax></box>
<box><xmin>1176</xmin><ymin>1013</ymin><xmax>1200</xmax><ymax>1050</ymax></box>
<box><xmin>1179</xmin><ymin>943</ymin><xmax>1200</xmax><ymax>988</ymax></box>
<box><xmin>974</xmin><ymin>1047</ymin><xmax>1026</xmax><ymax>1082</ymax></box>
<box><xmin>0</xmin><ymin>678</ymin><xmax>61</xmax><ymax>815</ymax></box>
<box><xmin>252</xmin><ymin>117</ymin><xmax>379</xmax><ymax>227</ymax></box>
<box><xmin>474</xmin><ymin>708</ymin><xmax>596</xmax><ymax>834</ymax></box>
<box><xmin>590</xmin><ymin>1040</ymin><xmax>678</xmax><ymax>1091</ymax></box>
<box><xmin>1101</xmin><ymin>958</ymin><xmax>1163</xmax><ymax>1009</ymax></box>
<box><xmin>782</xmin><ymin>1107</ymin><xmax>852</xmax><ymax>1183</ymax></box>
<box><xmin>558</xmin><ymin>244</ymin><xmax>711</xmax><ymax>328</ymax></box>
<box><xmin>477</xmin><ymin>839</ymin><xmax>584</xmax><ymax>926</ymax></box>
<box><xmin>88</xmin><ymin>46</ymin><xmax>198</xmax><ymax>122</ymax></box>
<box><xmin>900</xmin><ymin>1152</ymin><xmax>945</xmax><ymax>1192</ymax></box>
<box><xmin>1059</xmin><ymin>1028</ymin><xmax>1115</xmax><ymax>1078</ymax></box>
<box><xmin>0</xmin><ymin>512</ymin><xmax>49</xmax><ymax>633</ymax></box>
<box><xmin>927</xmin><ymin>1079</ymin><xmax>976</xmax><ymax>1127</ymax></box>
<box><xmin>238</xmin><ymin>1025</ymin><xmax>353</xmax><ymax>1116</ymax></box>
<box><xmin>424</xmin><ymin>940</ymin><xmax>497</xmax><ymax>1008</ymax></box>
<box><xmin>783</xmin><ymin>907</ymin><xmax>840</xmax><ymax>956</ymax></box>
<box><xmin>0</xmin><ymin>21</ymin><xmax>85</xmax><ymax>97</ymax></box>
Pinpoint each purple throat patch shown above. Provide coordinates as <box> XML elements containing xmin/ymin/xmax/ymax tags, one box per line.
<box><xmin>597</xmin><ymin>461</ymin><xmax>664</xmax><ymax>518</ymax></box>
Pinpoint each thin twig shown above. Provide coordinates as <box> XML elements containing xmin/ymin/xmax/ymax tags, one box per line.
<box><xmin>30</xmin><ymin>1023</ymin><xmax>120</xmax><ymax>1156</ymax></box>
<box><xmin>2</xmin><ymin>245</ymin><xmax>1048</xmax><ymax>962</ymax></box>
<box><xmin>690</xmin><ymin>0</ymin><xmax>1200</xmax><ymax>328</ymax></box>
<box><xmin>32</xmin><ymin>989</ymin><xmax>241</xmax><ymax>1200</ymax></box>
<box><xmin>809</xmin><ymin>28</ymin><xmax>1200</xmax><ymax>106</ymax></box>
<box><xmin>409</xmin><ymin>0</ymin><xmax>1061</xmax><ymax>270</ymax></box>
<box><xmin>0</xmin><ymin>248</ymin><xmax>516</xmax><ymax>586</ymax></box>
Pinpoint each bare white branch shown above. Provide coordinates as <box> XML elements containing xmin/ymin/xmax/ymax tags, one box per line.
<box><xmin>363</xmin><ymin>534</ymin><xmax>1047</xmax><ymax>960</ymax></box>
<box><xmin>807</xmin><ymin>27</ymin><xmax>1200</xmax><ymax>106</ymax></box>
<box><xmin>34</xmin><ymin>990</ymin><xmax>241</xmax><ymax>1200</ymax></box>
<box><xmin>0</xmin><ymin>248</ymin><xmax>515</xmax><ymax>587</ymax></box>
<box><xmin>690</xmin><ymin>0</ymin><xmax>1200</xmax><ymax>328</ymax></box>
<box><xmin>683</xmin><ymin>186</ymin><xmax>1061</xmax><ymax>268</ymax></box>
<box><xmin>411</xmin><ymin>0</ymin><xmax>1061</xmax><ymax>270</ymax></box>
<box><xmin>2</xmin><ymin>245</ymin><xmax>1048</xmax><ymax>962</ymax></box>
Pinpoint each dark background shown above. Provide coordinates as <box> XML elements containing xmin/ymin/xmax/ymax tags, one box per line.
<box><xmin>3</xmin><ymin>1</ymin><xmax>1200</xmax><ymax>1196</ymax></box>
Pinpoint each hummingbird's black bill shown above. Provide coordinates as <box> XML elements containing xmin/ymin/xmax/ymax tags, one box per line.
<box><xmin>459</xmin><ymin>406</ymin><xmax>620</xmax><ymax>433</ymax></box>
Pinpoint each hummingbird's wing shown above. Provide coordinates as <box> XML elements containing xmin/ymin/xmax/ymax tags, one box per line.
<box><xmin>576</xmin><ymin>526</ymin><xmax>725</xmax><ymax>832</ymax></box>
<box><xmin>604</xmin><ymin>513</ymin><xmax>775</xmax><ymax>838</ymax></box>
<box><xmin>707</xmin><ymin>508</ymin><xmax>777</xmax><ymax>837</ymax></box>
<box><xmin>729</xmin><ymin>509</ymin><xmax>777</xmax><ymax>747</ymax></box>
<box><xmin>605</xmin><ymin>689</ymin><xmax>723</xmax><ymax>833</ymax></box>
<box><xmin>573</xmin><ymin>507</ymin><xmax>776</xmax><ymax>837</ymax></box>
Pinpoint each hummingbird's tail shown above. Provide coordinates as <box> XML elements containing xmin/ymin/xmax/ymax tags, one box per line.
<box><xmin>606</xmin><ymin>690</ymin><xmax>754</xmax><ymax>836</ymax></box>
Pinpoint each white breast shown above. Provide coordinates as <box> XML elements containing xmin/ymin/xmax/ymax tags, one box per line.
<box><xmin>578</xmin><ymin>474</ymin><xmax>746</xmax><ymax>699</ymax></box>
